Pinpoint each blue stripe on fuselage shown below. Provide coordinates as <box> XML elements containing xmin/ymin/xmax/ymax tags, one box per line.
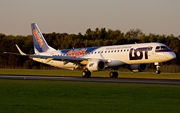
<box><xmin>61</xmin><ymin>47</ymin><xmax>100</xmax><ymax>54</ymax></box>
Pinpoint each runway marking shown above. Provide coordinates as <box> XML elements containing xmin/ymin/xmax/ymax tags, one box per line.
<box><xmin>0</xmin><ymin>74</ymin><xmax>180</xmax><ymax>85</ymax></box>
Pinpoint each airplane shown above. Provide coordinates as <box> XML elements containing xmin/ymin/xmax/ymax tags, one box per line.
<box><xmin>4</xmin><ymin>23</ymin><xmax>176</xmax><ymax>78</ymax></box>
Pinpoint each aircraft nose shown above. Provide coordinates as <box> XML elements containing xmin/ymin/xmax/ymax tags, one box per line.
<box><xmin>168</xmin><ymin>52</ymin><xmax>176</xmax><ymax>60</ymax></box>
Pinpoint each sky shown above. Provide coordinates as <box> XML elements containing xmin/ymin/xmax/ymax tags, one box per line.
<box><xmin>0</xmin><ymin>0</ymin><xmax>180</xmax><ymax>36</ymax></box>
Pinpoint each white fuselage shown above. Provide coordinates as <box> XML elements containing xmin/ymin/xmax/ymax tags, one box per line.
<box><xmin>32</xmin><ymin>43</ymin><xmax>176</xmax><ymax>70</ymax></box>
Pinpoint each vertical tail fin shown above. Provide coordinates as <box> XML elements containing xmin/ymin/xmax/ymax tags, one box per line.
<box><xmin>31</xmin><ymin>23</ymin><xmax>55</xmax><ymax>53</ymax></box>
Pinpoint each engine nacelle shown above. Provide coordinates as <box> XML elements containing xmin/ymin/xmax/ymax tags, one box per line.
<box><xmin>128</xmin><ymin>64</ymin><xmax>147</xmax><ymax>72</ymax></box>
<box><xmin>86</xmin><ymin>60</ymin><xmax>106</xmax><ymax>72</ymax></box>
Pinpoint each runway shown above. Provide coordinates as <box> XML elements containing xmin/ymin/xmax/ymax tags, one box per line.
<box><xmin>0</xmin><ymin>74</ymin><xmax>180</xmax><ymax>85</ymax></box>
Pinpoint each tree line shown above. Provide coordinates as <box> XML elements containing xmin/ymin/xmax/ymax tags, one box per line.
<box><xmin>0</xmin><ymin>28</ymin><xmax>180</xmax><ymax>69</ymax></box>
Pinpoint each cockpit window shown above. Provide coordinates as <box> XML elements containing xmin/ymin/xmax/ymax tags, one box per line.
<box><xmin>156</xmin><ymin>46</ymin><xmax>169</xmax><ymax>50</ymax></box>
<box><xmin>161</xmin><ymin>46</ymin><xmax>168</xmax><ymax>49</ymax></box>
<box><xmin>156</xmin><ymin>46</ymin><xmax>160</xmax><ymax>49</ymax></box>
<box><xmin>155</xmin><ymin>46</ymin><xmax>171</xmax><ymax>52</ymax></box>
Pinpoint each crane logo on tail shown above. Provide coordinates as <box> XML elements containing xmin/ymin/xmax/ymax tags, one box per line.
<box><xmin>33</xmin><ymin>29</ymin><xmax>43</xmax><ymax>47</ymax></box>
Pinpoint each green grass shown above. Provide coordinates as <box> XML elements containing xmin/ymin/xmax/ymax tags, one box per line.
<box><xmin>0</xmin><ymin>69</ymin><xmax>180</xmax><ymax>79</ymax></box>
<box><xmin>0</xmin><ymin>80</ymin><xmax>180</xmax><ymax>113</ymax></box>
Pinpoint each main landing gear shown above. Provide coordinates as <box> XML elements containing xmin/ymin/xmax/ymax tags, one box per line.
<box><xmin>82</xmin><ymin>69</ymin><xmax>119</xmax><ymax>78</ymax></box>
<box><xmin>82</xmin><ymin>69</ymin><xmax>91</xmax><ymax>77</ymax></box>
<box><xmin>109</xmin><ymin>71</ymin><xmax>118</xmax><ymax>78</ymax></box>
<box><xmin>155</xmin><ymin>62</ymin><xmax>161</xmax><ymax>74</ymax></box>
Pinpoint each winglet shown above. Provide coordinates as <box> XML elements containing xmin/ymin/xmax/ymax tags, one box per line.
<box><xmin>15</xmin><ymin>44</ymin><xmax>26</xmax><ymax>56</ymax></box>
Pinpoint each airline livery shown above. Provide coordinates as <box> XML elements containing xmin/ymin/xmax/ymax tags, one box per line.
<box><xmin>4</xmin><ymin>23</ymin><xmax>176</xmax><ymax>78</ymax></box>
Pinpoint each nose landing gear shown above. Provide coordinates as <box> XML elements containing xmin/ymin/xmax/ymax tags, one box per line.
<box><xmin>155</xmin><ymin>62</ymin><xmax>162</xmax><ymax>74</ymax></box>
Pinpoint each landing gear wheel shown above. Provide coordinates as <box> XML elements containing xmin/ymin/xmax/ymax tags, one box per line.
<box><xmin>109</xmin><ymin>72</ymin><xmax>113</xmax><ymax>78</ymax></box>
<box><xmin>155</xmin><ymin>63</ymin><xmax>161</xmax><ymax>74</ymax></box>
<box><xmin>109</xmin><ymin>71</ymin><xmax>118</xmax><ymax>78</ymax></box>
<box><xmin>156</xmin><ymin>70</ymin><xmax>161</xmax><ymax>74</ymax></box>
<box><xmin>82</xmin><ymin>71</ymin><xmax>86</xmax><ymax>77</ymax></box>
<box><xmin>82</xmin><ymin>70</ymin><xmax>91</xmax><ymax>77</ymax></box>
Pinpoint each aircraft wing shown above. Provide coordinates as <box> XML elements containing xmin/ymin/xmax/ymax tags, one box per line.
<box><xmin>28</xmin><ymin>54</ymin><xmax>87</xmax><ymax>61</ymax></box>
<box><xmin>3</xmin><ymin>51</ymin><xmax>87</xmax><ymax>61</ymax></box>
<box><xmin>3</xmin><ymin>52</ymin><xmax>23</xmax><ymax>56</ymax></box>
<box><xmin>3</xmin><ymin>44</ymin><xmax>87</xmax><ymax>61</ymax></box>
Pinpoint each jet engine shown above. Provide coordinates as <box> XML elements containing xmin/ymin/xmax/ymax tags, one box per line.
<box><xmin>128</xmin><ymin>64</ymin><xmax>147</xmax><ymax>72</ymax></box>
<box><xmin>86</xmin><ymin>60</ymin><xmax>106</xmax><ymax>72</ymax></box>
